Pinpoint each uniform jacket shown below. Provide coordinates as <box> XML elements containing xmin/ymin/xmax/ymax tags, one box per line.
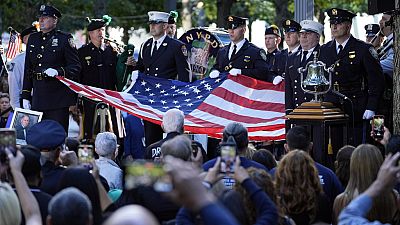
<box><xmin>285</xmin><ymin>45</ymin><xmax>320</xmax><ymax>112</ymax></box>
<box><xmin>267</xmin><ymin>48</ymin><xmax>287</xmax><ymax>77</ymax></box>
<box><xmin>22</xmin><ymin>29</ymin><xmax>81</xmax><ymax>110</ymax></box>
<box><xmin>213</xmin><ymin>39</ymin><xmax>274</xmax><ymax>82</ymax></box>
<box><xmin>319</xmin><ymin>35</ymin><xmax>384</xmax><ymax>121</ymax></box>
<box><xmin>144</xmin><ymin>131</ymin><xmax>180</xmax><ymax>160</ymax></box>
<box><xmin>135</xmin><ymin>35</ymin><xmax>190</xmax><ymax>82</ymax></box>
<box><xmin>78</xmin><ymin>42</ymin><xmax>118</xmax><ymax>90</ymax></box>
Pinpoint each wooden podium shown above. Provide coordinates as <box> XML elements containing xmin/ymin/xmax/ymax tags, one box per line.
<box><xmin>286</xmin><ymin>101</ymin><xmax>348</xmax><ymax>168</ymax></box>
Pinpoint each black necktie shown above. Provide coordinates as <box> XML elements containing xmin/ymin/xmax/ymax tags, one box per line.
<box><xmin>151</xmin><ymin>40</ymin><xmax>157</xmax><ymax>56</ymax></box>
<box><xmin>301</xmin><ymin>50</ymin><xmax>308</xmax><ymax>65</ymax></box>
<box><xmin>231</xmin><ymin>44</ymin><xmax>237</xmax><ymax>59</ymax></box>
<box><xmin>338</xmin><ymin>45</ymin><xmax>343</xmax><ymax>54</ymax></box>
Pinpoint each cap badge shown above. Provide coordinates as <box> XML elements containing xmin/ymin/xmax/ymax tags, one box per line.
<box><xmin>228</xmin><ymin>16</ymin><xmax>233</xmax><ymax>22</ymax></box>
<box><xmin>286</xmin><ymin>20</ymin><xmax>291</xmax><ymax>25</ymax></box>
<box><xmin>367</xmin><ymin>24</ymin><xmax>372</xmax><ymax>30</ymax></box>
<box><xmin>273</xmin><ymin>29</ymin><xmax>278</xmax><ymax>34</ymax></box>
<box><xmin>40</xmin><ymin>5</ymin><xmax>45</xmax><ymax>11</ymax></box>
<box><xmin>332</xmin><ymin>9</ymin><xmax>337</xmax><ymax>15</ymax></box>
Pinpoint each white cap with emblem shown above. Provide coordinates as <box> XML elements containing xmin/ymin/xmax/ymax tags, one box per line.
<box><xmin>148</xmin><ymin>11</ymin><xmax>170</xmax><ymax>23</ymax></box>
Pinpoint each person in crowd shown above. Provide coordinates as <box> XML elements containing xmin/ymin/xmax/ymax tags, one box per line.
<box><xmin>103</xmin><ymin>205</ymin><xmax>159</xmax><ymax>225</ymax></box>
<box><xmin>251</xmin><ymin>149</ymin><xmax>277</xmax><ymax>171</ymax></box>
<box><xmin>332</xmin><ymin>144</ymin><xmax>398</xmax><ymax>225</ymax></box>
<box><xmin>338</xmin><ymin>152</ymin><xmax>400</xmax><ymax>225</ymax></box>
<box><xmin>26</xmin><ymin>120</ymin><xmax>67</xmax><ymax>195</ymax></box>
<box><xmin>285</xmin><ymin>20</ymin><xmax>323</xmax><ymax>114</ymax></box>
<box><xmin>122</xmin><ymin>113</ymin><xmax>145</xmax><ymax>160</ymax></box>
<box><xmin>167</xmin><ymin>10</ymin><xmax>178</xmax><ymax>38</ymax></box>
<box><xmin>364</xmin><ymin>24</ymin><xmax>383</xmax><ymax>49</ymax></box>
<box><xmin>210</xmin><ymin>16</ymin><xmax>281</xmax><ymax>84</ymax></box>
<box><xmin>276</xmin><ymin>150</ymin><xmax>331</xmax><ymax>224</ymax></box>
<box><xmin>68</xmin><ymin>105</ymin><xmax>82</xmax><ymax>138</ymax></box>
<box><xmin>334</xmin><ymin>145</ymin><xmax>355</xmax><ymax>188</ymax></box>
<box><xmin>19</xmin><ymin>145</ymin><xmax>52</xmax><ymax>224</ymax></box>
<box><xmin>94</xmin><ymin>132</ymin><xmax>123</xmax><ymax>190</ymax></box>
<box><xmin>4</xmin><ymin>147</ymin><xmax>43</xmax><ymax>225</ymax></box>
<box><xmin>203</xmin><ymin>122</ymin><xmax>268</xmax><ymax>172</ymax></box>
<box><xmin>132</xmin><ymin>11</ymin><xmax>191</xmax><ymax>147</ymax></box>
<box><xmin>78</xmin><ymin>15</ymin><xmax>125</xmax><ymax>141</ymax></box>
<box><xmin>0</xmin><ymin>182</ymin><xmax>22</xmax><ymax>225</ymax></box>
<box><xmin>16</xmin><ymin>114</ymin><xmax>30</xmax><ymax>140</ymax></box>
<box><xmin>21</xmin><ymin>5</ymin><xmax>81</xmax><ymax>132</ymax></box>
<box><xmin>271</xmin><ymin>126</ymin><xmax>344</xmax><ymax>206</ymax></box>
<box><xmin>0</xmin><ymin>93</ymin><xmax>12</xmax><ymax>128</ymax></box>
<box><xmin>319</xmin><ymin>8</ymin><xmax>384</xmax><ymax>146</ymax></box>
<box><xmin>47</xmin><ymin>187</ymin><xmax>93</xmax><ymax>225</ymax></box>
<box><xmin>7</xmin><ymin>24</ymin><xmax>39</xmax><ymax>109</ymax></box>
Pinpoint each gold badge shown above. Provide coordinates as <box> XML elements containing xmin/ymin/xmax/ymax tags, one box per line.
<box><xmin>224</xmin><ymin>65</ymin><xmax>230</xmax><ymax>71</ymax></box>
<box><xmin>286</xmin><ymin>20</ymin><xmax>291</xmax><ymax>25</ymax></box>
<box><xmin>228</xmin><ymin>16</ymin><xmax>233</xmax><ymax>22</ymax></box>
<box><xmin>260</xmin><ymin>50</ymin><xmax>267</xmax><ymax>61</ymax></box>
<box><xmin>85</xmin><ymin>56</ymin><xmax>91</xmax><ymax>65</ymax></box>
<box><xmin>332</xmin><ymin>9</ymin><xmax>337</xmax><ymax>15</ymax></box>
<box><xmin>181</xmin><ymin>45</ymin><xmax>188</xmax><ymax>57</ymax></box>
<box><xmin>367</xmin><ymin>24</ymin><xmax>373</xmax><ymax>30</ymax></box>
<box><xmin>68</xmin><ymin>38</ymin><xmax>76</xmax><ymax>49</ymax></box>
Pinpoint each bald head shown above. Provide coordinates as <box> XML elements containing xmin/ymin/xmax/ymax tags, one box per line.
<box><xmin>103</xmin><ymin>205</ymin><xmax>159</xmax><ymax>225</ymax></box>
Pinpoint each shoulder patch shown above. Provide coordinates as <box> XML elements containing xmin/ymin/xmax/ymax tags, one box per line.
<box><xmin>68</xmin><ymin>38</ymin><xmax>76</xmax><ymax>49</ymax></box>
<box><xmin>181</xmin><ymin>45</ymin><xmax>188</xmax><ymax>57</ymax></box>
<box><xmin>260</xmin><ymin>49</ymin><xmax>267</xmax><ymax>61</ymax></box>
<box><xmin>368</xmin><ymin>47</ymin><xmax>379</xmax><ymax>60</ymax></box>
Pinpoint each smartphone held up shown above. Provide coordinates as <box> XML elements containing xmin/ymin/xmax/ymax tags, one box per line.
<box><xmin>0</xmin><ymin>128</ymin><xmax>17</xmax><ymax>163</ymax></box>
<box><xmin>220</xmin><ymin>136</ymin><xmax>237</xmax><ymax>174</ymax></box>
<box><xmin>372</xmin><ymin>115</ymin><xmax>385</xmax><ymax>140</ymax></box>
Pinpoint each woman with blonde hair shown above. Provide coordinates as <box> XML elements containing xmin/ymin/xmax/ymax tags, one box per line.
<box><xmin>275</xmin><ymin>150</ymin><xmax>331</xmax><ymax>224</ymax></box>
<box><xmin>0</xmin><ymin>182</ymin><xmax>22</xmax><ymax>225</ymax></box>
<box><xmin>332</xmin><ymin>144</ymin><xmax>399</xmax><ymax>225</ymax></box>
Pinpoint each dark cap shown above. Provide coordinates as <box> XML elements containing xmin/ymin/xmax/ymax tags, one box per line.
<box><xmin>326</xmin><ymin>8</ymin><xmax>356</xmax><ymax>24</ymax></box>
<box><xmin>168</xmin><ymin>11</ymin><xmax>178</xmax><ymax>24</ymax></box>
<box><xmin>364</xmin><ymin>24</ymin><xmax>380</xmax><ymax>37</ymax></box>
<box><xmin>265</xmin><ymin>25</ymin><xmax>281</xmax><ymax>37</ymax></box>
<box><xmin>38</xmin><ymin>5</ymin><xmax>61</xmax><ymax>18</ymax></box>
<box><xmin>20</xmin><ymin>145</ymin><xmax>41</xmax><ymax>178</ymax></box>
<box><xmin>226</xmin><ymin>16</ymin><xmax>247</xmax><ymax>29</ymax></box>
<box><xmin>282</xmin><ymin>19</ymin><xmax>301</xmax><ymax>33</ymax></box>
<box><xmin>87</xmin><ymin>15</ymin><xmax>112</xmax><ymax>31</ymax></box>
<box><xmin>26</xmin><ymin>120</ymin><xmax>66</xmax><ymax>150</ymax></box>
<box><xmin>20</xmin><ymin>25</ymin><xmax>39</xmax><ymax>39</ymax></box>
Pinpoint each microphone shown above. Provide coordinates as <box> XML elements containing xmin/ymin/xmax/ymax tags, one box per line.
<box><xmin>331</xmin><ymin>90</ymin><xmax>348</xmax><ymax>100</ymax></box>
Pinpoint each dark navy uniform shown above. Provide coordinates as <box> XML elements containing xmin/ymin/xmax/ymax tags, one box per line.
<box><xmin>285</xmin><ymin>45</ymin><xmax>320</xmax><ymax>113</ymax></box>
<box><xmin>319</xmin><ymin>36</ymin><xmax>384</xmax><ymax>144</ymax></box>
<box><xmin>212</xmin><ymin>40</ymin><xmax>274</xmax><ymax>82</ymax></box>
<box><xmin>22</xmin><ymin>29</ymin><xmax>81</xmax><ymax>131</ymax></box>
<box><xmin>135</xmin><ymin>35</ymin><xmax>190</xmax><ymax>82</ymax></box>
<box><xmin>78</xmin><ymin>43</ymin><xmax>118</xmax><ymax>139</ymax></box>
<box><xmin>266</xmin><ymin>49</ymin><xmax>286</xmax><ymax>77</ymax></box>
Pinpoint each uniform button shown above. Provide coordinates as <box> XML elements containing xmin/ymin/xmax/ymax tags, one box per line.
<box><xmin>147</xmin><ymin>68</ymin><xmax>150</xmax><ymax>71</ymax></box>
<box><xmin>304</xmin><ymin>97</ymin><xmax>307</xmax><ymax>100</ymax></box>
<box><xmin>294</xmin><ymin>80</ymin><xmax>297</xmax><ymax>83</ymax></box>
<box><xmin>350</xmin><ymin>62</ymin><xmax>353</xmax><ymax>64</ymax></box>
<box><xmin>42</xmin><ymin>37</ymin><xmax>46</xmax><ymax>40</ymax></box>
<box><xmin>155</xmin><ymin>68</ymin><xmax>158</xmax><ymax>71</ymax></box>
<box><xmin>336</xmin><ymin>63</ymin><xmax>340</xmax><ymax>66</ymax></box>
<box><xmin>294</xmin><ymin>92</ymin><xmax>297</xmax><ymax>94</ymax></box>
<box><xmin>38</xmin><ymin>64</ymin><xmax>41</xmax><ymax>67</ymax></box>
<box><xmin>245</xmin><ymin>66</ymin><xmax>248</xmax><ymax>68</ymax></box>
<box><xmin>296</xmin><ymin>104</ymin><xmax>299</xmax><ymax>107</ymax></box>
<box><xmin>41</xmin><ymin>46</ymin><xmax>44</xmax><ymax>49</ymax></box>
<box><xmin>295</xmin><ymin>98</ymin><xmax>298</xmax><ymax>100</ymax></box>
<box><xmin>353</xmin><ymin>95</ymin><xmax>356</xmax><ymax>98</ymax></box>
<box><xmin>335</xmin><ymin>72</ymin><xmax>339</xmax><ymax>75</ymax></box>
<box><xmin>294</xmin><ymin>86</ymin><xmax>297</xmax><ymax>89</ymax></box>
<box><xmin>155</xmin><ymin>74</ymin><xmax>158</xmax><ymax>76</ymax></box>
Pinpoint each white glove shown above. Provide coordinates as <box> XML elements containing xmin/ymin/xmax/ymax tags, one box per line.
<box><xmin>272</xmin><ymin>76</ymin><xmax>283</xmax><ymax>85</ymax></box>
<box><xmin>229</xmin><ymin>68</ymin><xmax>241</xmax><ymax>76</ymax></box>
<box><xmin>209</xmin><ymin>70</ymin><xmax>220</xmax><ymax>78</ymax></box>
<box><xmin>23</xmin><ymin>99</ymin><xmax>31</xmax><ymax>109</ymax></box>
<box><xmin>44</xmin><ymin>68</ymin><xmax>58</xmax><ymax>77</ymax></box>
<box><xmin>363</xmin><ymin>110</ymin><xmax>375</xmax><ymax>120</ymax></box>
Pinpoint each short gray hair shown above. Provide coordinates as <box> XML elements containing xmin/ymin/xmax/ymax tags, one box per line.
<box><xmin>48</xmin><ymin>187</ymin><xmax>92</xmax><ymax>225</ymax></box>
<box><xmin>95</xmin><ymin>132</ymin><xmax>117</xmax><ymax>157</ymax></box>
<box><xmin>162</xmin><ymin>109</ymin><xmax>184</xmax><ymax>133</ymax></box>
<box><xmin>161</xmin><ymin>135</ymin><xmax>192</xmax><ymax>161</ymax></box>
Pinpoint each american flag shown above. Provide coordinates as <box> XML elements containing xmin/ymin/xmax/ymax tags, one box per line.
<box><xmin>6</xmin><ymin>31</ymin><xmax>21</xmax><ymax>60</ymax></box>
<box><xmin>58</xmin><ymin>73</ymin><xmax>286</xmax><ymax>141</ymax></box>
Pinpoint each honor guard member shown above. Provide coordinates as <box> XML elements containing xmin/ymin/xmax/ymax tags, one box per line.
<box><xmin>167</xmin><ymin>11</ymin><xmax>178</xmax><ymax>38</ymax></box>
<box><xmin>209</xmin><ymin>16</ymin><xmax>281</xmax><ymax>84</ymax></box>
<box><xmin>365</xmin><ymin>23</ymin><xmax>383</xmax><ymax>49</ymax></box>
<box><xmin>377</xmin><ymin>12</ymin><xmax>394</xmax><ymax>130</ymax></box>
<box><xmin>264</xmin><ymin>25</ymin><xmax>286</xmax><ymax>80</ymax></box>
<box><xmin>21</xmin><ymin>5</ymin><xmax>81</xmax><ymax>132</ymax></box>
<box><xmin>78</xmin><ymin>15</ymin><xmax>121</xmax><ymax>140</ymax></box>
<box><xmin>319</xmin><ymin>8</ymin><xmax>384</xmax><ymax>146</ymax></box>
<box><xmin>281</xmin><ymin>19</ymin><xmax>302</xmax><ymax>56</ymax></box>
<box><xmin>7</xmin><ymin>24</ymin><xmax>39</xmax><ymax>109</ymax></box>
<box><xmin>285</xmin><ymin>20</ymin><xmax>323</xmax><ymax>115</ymax></box>
<box><xmin>133</xmin><ymin>11</ymin><xmax>191</xmax><ymax>147</ymax></box>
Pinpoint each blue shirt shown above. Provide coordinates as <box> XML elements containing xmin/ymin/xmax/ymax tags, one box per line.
<box><xmin>203</xmin><ymin>156</ymin><xmax>268</xmax><ymax>172</ymax></box>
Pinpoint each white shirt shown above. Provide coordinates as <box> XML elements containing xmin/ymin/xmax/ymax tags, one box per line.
<box><xmin>335</xmin><ymin>37</ymin><xmax>350</xmax><ymax>54</ymax></box>
<box><xmin>229</xmin><ymin>38</ymin><xmax>246</xmax><ymax>59</ymax></box>
<box><xmin>289</xmin><ymin>44</ymin><xmax>301</xmax><ymax>54</ymax></box>
<box><xmin>301</xmin><ymin>46</ymin><xmax>316</xmax><ymax>62</ymax></box>
<box><xmin>152</xmin><ymin>34</ymin><xmax>167</xmax><ymax>54</ymax></box>
<box><xmin>7</xmin><ymin>52</ymin><xmax>26</xmax><ymax>109</ymax></box>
